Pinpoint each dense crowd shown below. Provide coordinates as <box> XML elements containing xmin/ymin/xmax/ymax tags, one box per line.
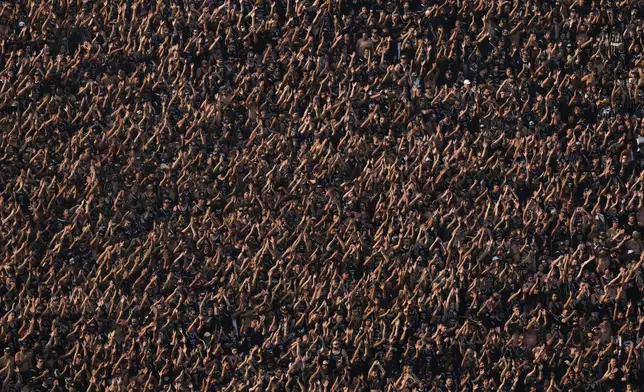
<box><xmin>1</xmin><ymin>0</ymin><xmax>644</xmax><ymax>391</ymax></box>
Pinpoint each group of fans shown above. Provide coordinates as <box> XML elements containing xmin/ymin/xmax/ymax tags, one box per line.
<box><xmin>1</xmin><ymin>0</ymin><xmax>644</xmax><ymax>391</ymax></box>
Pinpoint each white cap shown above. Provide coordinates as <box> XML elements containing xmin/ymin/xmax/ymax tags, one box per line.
<box><xmin>464</xmin><ymin>79</ymin><xmax>471</xmax><ymax>85</ymax></box>
<box><xmin>18</xmin><ymin>21</ymin><xmax>25</xmax><ymax>27</ymax></box>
